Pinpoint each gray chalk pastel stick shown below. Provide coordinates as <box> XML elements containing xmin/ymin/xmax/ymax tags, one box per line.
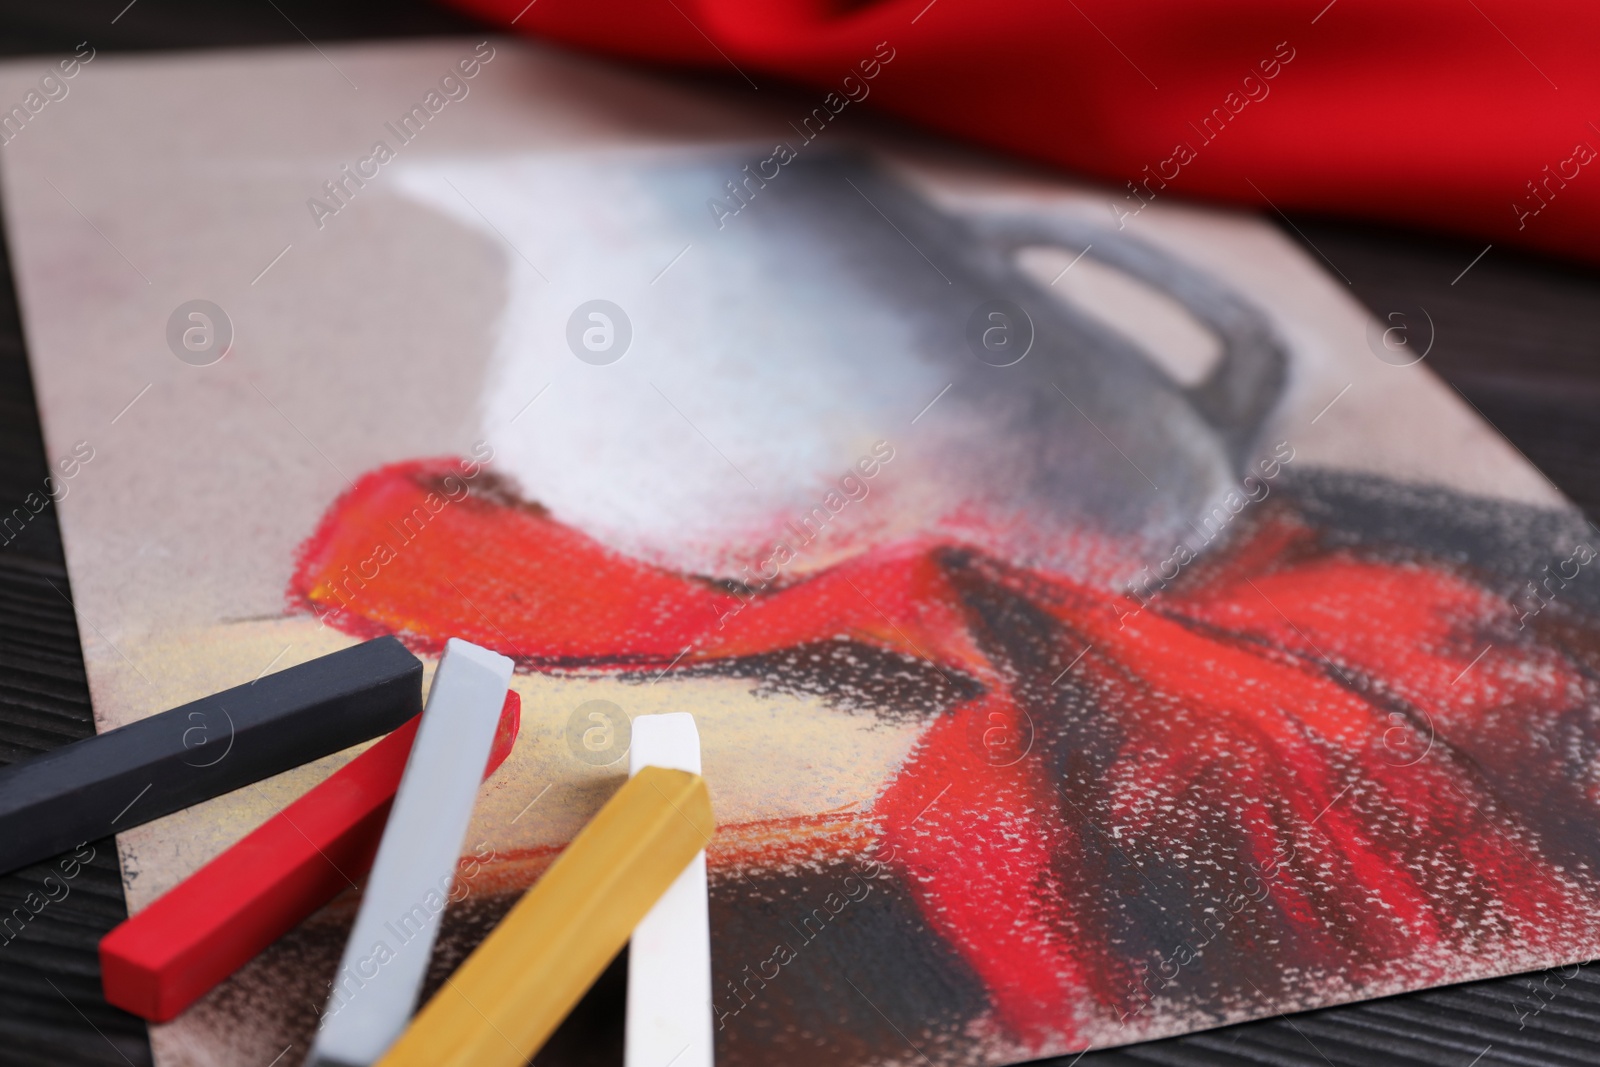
<box><xmin>0</xmin><ymin>636</ymin><xmax>423</xmax><ymax>877</ymax></box>
<box><xmin>308</xmin><ymin>637</ymin><xmax>514</xmax><ymax>1067</ymax></box>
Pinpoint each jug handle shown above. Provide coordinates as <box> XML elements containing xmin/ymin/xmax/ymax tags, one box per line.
<box><xmin>969</xmin><ymin>214</ymin><xmax>1288</xmax><ymax>465</ymax></box>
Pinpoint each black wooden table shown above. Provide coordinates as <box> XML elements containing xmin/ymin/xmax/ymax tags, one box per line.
<box><xmin>1</xmin><ymin>3</ymin><xmax>1597</xmax><ymax>1064</ymax></box>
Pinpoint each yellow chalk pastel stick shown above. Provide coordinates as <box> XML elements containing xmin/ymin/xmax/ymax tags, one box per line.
<box><xmin>375</xmin><ymin>766</ymin><xmax>714</xmax><ymax>1067</ymax></box>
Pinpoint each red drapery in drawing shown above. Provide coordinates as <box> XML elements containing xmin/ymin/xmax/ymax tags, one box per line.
<box><xmin>291</xmin><ymin>459</ymin><xmax>1600</xmax><ymax>1049</ymax></box>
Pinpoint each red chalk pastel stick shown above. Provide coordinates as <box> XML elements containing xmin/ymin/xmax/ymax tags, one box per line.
<box><xmin>99</xmin><ymin>690</ymin><xmax>522</xmax><ymax>1022</ymax></box>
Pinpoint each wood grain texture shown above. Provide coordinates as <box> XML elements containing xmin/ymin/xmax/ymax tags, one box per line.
<box><xmin>0</xmin><ymin>5</ymin><xmax>1596</xmax><ymax>1065</ymax></box>
<box><xmin>0</xmin><ymin>263</ymin><xmax>151</xmax><ymax>1066</ymax></box>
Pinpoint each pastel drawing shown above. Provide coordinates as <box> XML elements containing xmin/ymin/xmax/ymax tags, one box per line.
<box><xmin>287</xmin><ymin>152</ymin><xmax>1600</xmax><ymax>1065</ymax></box>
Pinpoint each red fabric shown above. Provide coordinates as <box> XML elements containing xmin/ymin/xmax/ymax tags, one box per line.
<box><xmin>292</xmin><ymin>461</ymin><xmax>1600</xmax><ymax>1052</ymax></box>
<box><xmin>452</xmin><ymin>0</ymin><xmax>1600</xmax><ymax>263</ymax></box>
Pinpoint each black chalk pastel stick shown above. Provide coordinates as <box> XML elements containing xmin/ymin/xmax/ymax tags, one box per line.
<box><xmin>0</xmin><ymin>635</ymin><xmax>423</xmax><ymax>877</ymax></box>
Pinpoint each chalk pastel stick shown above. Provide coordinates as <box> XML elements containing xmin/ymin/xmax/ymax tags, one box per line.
<box><xmin>98</xmin><ymin>689</ymin><xmax>522</xmax><ymax>1023</ymax></box>
<box><xmin>626</xmin><ymin>714</ymin><xmax>713</xmax><ymax>1067</ymax></box>
<box><xmin>375</xmin><ymin>766</ymin><xmax>714</xmax><ymax>1067</ymax></box>
<box><xmin>307</xmin><ymin>638</ymin><xmax>514</xmax><ymax>1067</ymax></box>
<box><xmin>0</xmin><ymin>636</ymin><xmax>423</xmax><ymax>878</ymax></box>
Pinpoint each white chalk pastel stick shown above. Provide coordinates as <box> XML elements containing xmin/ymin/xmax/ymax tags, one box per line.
<box><xmin>307</xmin><ymin>637</ymin><xmax>513</xmax><ymax>1067</ymax></box>
<box><xmin>625</xmin><ymin>713</ymin><xmax>713</xmax><ymax>1067</ymax></box>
